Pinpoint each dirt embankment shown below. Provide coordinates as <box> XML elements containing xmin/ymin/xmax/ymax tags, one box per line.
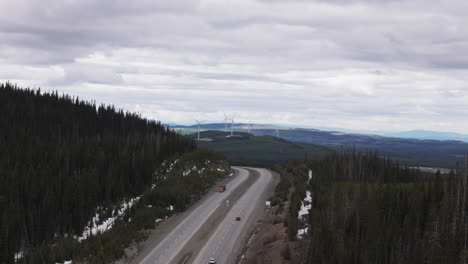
<box><xmin>241</xmin><ymin>202</ymin><xmax>308</xmax><ymax>264</ymax></box>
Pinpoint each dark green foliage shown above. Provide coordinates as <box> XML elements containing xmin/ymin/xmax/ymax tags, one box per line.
<box><xmin>272</xmin><ymin>161</ymin><xmax>310</xmax><ymax>241</ymax></box>
<box><xmin>251</xmin><ymin>128</ymin><xmax>468</xmax><ymax>167</ymax></box>
<box><xmin>196</xmin><ymin>131</ymin><xmax>328</xmax><ymax>165</ymax></box>
<box><xmin>0</xmin><ymin>83</ymin><xmax>195</xmax><ymax>262</ymax></box>
<box><xmin>179</xmin><ymin>126</ymin><xmax>468</xmax><ymax>167</ymax></box>
<box><xmin>179</xmin><ymin>148</ymin><xmax>226</xmax><ymax>163</ymax></box>
<box><xmin>19</xmin><ymin>153</ymin><xmax>227</xmax><ymax>263</ymax></box>
<box><xmin>305</xmin><ymin>150</ymin><xmax>467</xmax><ymax>264</ymax></box>
<box><xmin>283</xmin><ymin>245</ymin><xmax>291</xmax><ymax>260</ymax></box>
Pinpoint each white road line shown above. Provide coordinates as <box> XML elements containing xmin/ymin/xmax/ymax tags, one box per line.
<box><xmin>138</xmin><ymin>167</ymin><xmax>249</xmax><ymax>264</ymax></box>
<box><xmin>193</xmin><ymin>168</ymin><xmax>273</xmax><ymax>264</ymax></box>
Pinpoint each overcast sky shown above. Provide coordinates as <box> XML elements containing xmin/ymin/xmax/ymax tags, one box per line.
<box><xmin>1</xmin><ymin>0</ymin><xmax>468</xmax><ymax>133</ymax></box>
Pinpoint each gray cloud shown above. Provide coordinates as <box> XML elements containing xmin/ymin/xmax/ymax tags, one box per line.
<box><xmin>1</xmin><ymin>0</ymin><xmax>467</xmax><ymax>133</ymax></box>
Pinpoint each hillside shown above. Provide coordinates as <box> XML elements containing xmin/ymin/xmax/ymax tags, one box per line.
<box><xmin>21</xmin><ymin>148</ymin><xmax>230</xmax><ymax>263</ymax></box>
<box><xmin>380</xmin><ymin>130</ymin><xmax>468</xmax><ymax>142</ymax></box>
<box><xmin>178</xmin><ymin>123</ymin><xmax>468</xmax><ymax>168</ymax></box>
<box><xmin>0</xmin><ymin>83</ymin><xmax>196</xmax><ymax>262</ymax></box>
<box><xmin>190</xmin><ymin>131</ymin><xmax>329</xmax><ymax>165</ymax></box>
<box><xmin>252</xmin><ymin>128</ymin><xmax>468</xmax><ymax>167</ymax></box>
<box><xmin>245</xmin><ymin>152</ymin><xmax>468</xmax><ymax>264</ymax></box>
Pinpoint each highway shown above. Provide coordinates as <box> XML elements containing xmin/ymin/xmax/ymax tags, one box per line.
<box><xmin>138</xmin><ymin>167</ymin><xmax>250</xmax><ymax>264</ymax></box>
<box><xmin>192</xmin><ymin>168</ymin><xmax>274</xmax><ymax>264</ymax></box>
<box><xmin>134</xmin><ymin>167</ymin><xmax>275</xmax><ymax>264</ymax></box>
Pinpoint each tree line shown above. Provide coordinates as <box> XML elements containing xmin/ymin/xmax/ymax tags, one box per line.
<box><xmin>0</xmin><ymin>83</ymin><xmax>195</xmax><ymax>263</ymax></box>
<box><xmin>305</xmin><ymin>150</ymin><xmax>468</xmax><ymax>264</ymax></box>
<box><xmin>19</xmin><ymin>148</ymin><xmax>229</xmax><ymax>264</ymax></box>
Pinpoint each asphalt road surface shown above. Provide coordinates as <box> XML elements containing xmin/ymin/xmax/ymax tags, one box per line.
<box><xmin>138</xmin><ymin>167</ymin><xmax>249</xmax><ymax>264</ymax></box>
<box><xmin>135</xmin><ymin>167</ymin><xmax>275</xmax><ymax>264</ymax></box>
<box><xmin>192</xmin><ymin>168</ymin><xmax>274</xmax><ymax>264</ymax></box>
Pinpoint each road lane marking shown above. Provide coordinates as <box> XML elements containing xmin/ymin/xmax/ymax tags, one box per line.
<box><xmin>193</xmin><ymin>168</ymin><xmax>273</xmax><ymax>264</ymax></box>
<box><xmin>140</xmin><ymin>168</ymin><xmax>251</xmax><ymax>264</ymax></box>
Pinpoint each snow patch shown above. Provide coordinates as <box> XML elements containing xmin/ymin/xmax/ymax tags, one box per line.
<box><xmin>166</xmin><ymin>159</ymin><xmax>179</xmax><ymax>173</ymax></box>
<box><xmin>308</xmin><ymin>170</ymin><xmax>313</xmax><ymax>181</ymax></box>
<box><xmin>155</xmin><ymin>218</ymin><xmax>163</xmax><ymax>223</ymax></box>
<box><xmin>304</xmin><ymin>191</ymin><xmax>312</xmax><ymax>203</ymax></box>
<box><xmin>297</xmin><ymin>227</ymin><xmax>309</xmax><ymax>239</ymax></box>
<box><xmin>14</xmin><ymin>251</ymin><xmax>23</xmax><ymax>262</ymax></box>
<box><xmin>56</xmin><ymin>260</ymin><xmax>73</xmax><ymax>264</ymax></box>
<box><xmin>298</xmin><ymin>191</ymin><xmax>312</xmax><ymax>219</ymax></box>
<box><xmin>298</xmin><ymin>203</ymin><xmax>312</xmax><ymax>218</ymax></box>
<box><xmin>182</xmin><ymin>165</ymin><xmax>202</xmax><ymax>176</ymax></box>
<box><xmin>76</xmin><ymin>196</ymin><xmax>141</xmax><ymax>241</ymax></box>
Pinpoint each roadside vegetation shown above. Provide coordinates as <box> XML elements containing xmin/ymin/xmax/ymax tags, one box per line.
<box><xmin>245</xmin><ymin>151</ymin><xmax>468</xmax><ymax>264</ymax></box>
<box><xmin>17</xmin><ymin>148</ymin><xmax>229</xmax><ymax>264</ymax></box>
<box><xmin>306</xmin><ymin>151</ymin><xmax>468</xmax><ymax>264</ymax></box>
<box><xmin>0</xmin><ymin>83</ymin><xmax>230</xmax><ymax>264</ymax></box>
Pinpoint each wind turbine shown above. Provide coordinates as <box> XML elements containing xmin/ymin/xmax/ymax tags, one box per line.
<box><xmin>195</xmin><ymin>120</ymin><xmax>205</xmax><ymax>140</ymax></box>
<box><xmin>230</xmin><ymin>113</ymin><xmax>236</xmax><ymax>137</ymax></box>
<box><xmin>273</xmin><ymin>129</ymin><xmax>280</xmax><ymax>138</ymax></box>
<box><xmin>223</xmin><ymin>112</ymin><xmax>229</xmax><ymax>134</ymax></box>
<box><xmin>246</xmin><ymin>120</ymin><xmax>252</xmax><ymax>134</ymax></box>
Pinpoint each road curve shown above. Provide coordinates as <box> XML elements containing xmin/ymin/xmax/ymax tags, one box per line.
<box><xmin>138</xmin><ymin>167</ymin><xmax>250</xmax><ymax>264</ymax></box>
<box><xmin>193</xmin><ymin>168</ymin><xmax>274</xmax><ymax>264</ymax></box>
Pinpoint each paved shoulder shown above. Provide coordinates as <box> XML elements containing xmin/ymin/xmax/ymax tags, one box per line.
<box><xmin>135</xmin><ymin>167</ymin><xmax>250</xmax><ymax>264</ymax></box>
<box><xmin>193</xmin><ymin>168</ymin><xmax>275</xmax><ymax>264</ymax></box>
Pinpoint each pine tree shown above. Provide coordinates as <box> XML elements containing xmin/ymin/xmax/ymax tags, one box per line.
<box><xmin>0</xmin><ymin>83</ymin><xmax>195</xmax><ymax>260</ymax></box>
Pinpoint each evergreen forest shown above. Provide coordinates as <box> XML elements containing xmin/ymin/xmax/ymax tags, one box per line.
<box><xmin>302</xmin><ymin>151</ymin><xmax>467</xmax><ymax>263</ymax></box>
<box><xmin>0</xmin><ymin>83</ymin><xmax>195</xmax><ymax>262</ymax></box>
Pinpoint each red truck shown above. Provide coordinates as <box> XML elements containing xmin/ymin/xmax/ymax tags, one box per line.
<box><xmin>218</xmin><ymin>185</ymin><xmax>226</xmax><ymax>192</ymax></box>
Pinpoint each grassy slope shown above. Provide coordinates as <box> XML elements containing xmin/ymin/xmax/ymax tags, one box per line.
<box><xmin>193</xmin><ymin>131</ymin><xmax>328</xmax><ymax>165</ymax></box>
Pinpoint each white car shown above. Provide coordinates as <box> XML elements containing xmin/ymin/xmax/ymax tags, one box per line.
<box><xmin>209</xmin><ymin>257</ymin><xmax>216</xmax><ymax>263</ymax></box>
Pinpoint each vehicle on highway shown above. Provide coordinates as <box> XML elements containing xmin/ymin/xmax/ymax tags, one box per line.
<box><xmin>209</xmin><ymin>257</ymin><xmax>216</xmax><ymax>263</ymax></box>
<box><xmin>218</xmin><ymin>185</ymin><xmax>226</xmax><ymax>192</ymax></box>
<box><xmin>235</xmin><ymin>216</ymin><xmax>241</xmax><ymax>221</ymax></box>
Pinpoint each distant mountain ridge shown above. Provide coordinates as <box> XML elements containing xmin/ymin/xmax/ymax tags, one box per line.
<box><xmin>192</xmin><ymin>130</ymin><xmax>328</xmax><ymax>165</ymax></box>
<box><xmin>175</xmin><ymin>123</ymin><xmax>468</xmax><ymax>167</ymax></box>
<box><xmin>378</xmin><ymin>130</ymin><xmax>468</xmax><ymax>143</ymax></box>
<box><xmin>172</xmin><ymin>123</ymin><xmax>468</xmax><ymax>143</ymax></box>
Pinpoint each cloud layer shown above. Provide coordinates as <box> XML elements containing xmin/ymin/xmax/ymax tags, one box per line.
<box><xmin>1</xmin><ymin>0</ymin><xmax>467</xmax><ymax>132</ymax></box>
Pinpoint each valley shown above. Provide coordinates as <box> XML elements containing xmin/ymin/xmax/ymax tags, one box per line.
<box><xmin>3</xmin><ymin>83</ymin><xmax>467</xmax><ymax>264</ymax></box>
<box><xmin>177</xmin><ymin>124</ymin><xmax>468</xmax><ymax>168</ymax></box>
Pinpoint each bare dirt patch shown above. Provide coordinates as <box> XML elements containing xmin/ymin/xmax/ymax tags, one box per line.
<box><xmin>241</xmin><ymin>202</ymin><xmax>308</xmax><ymax>264</ymax></box>
<box><xmin>241</xmin><ymin>203</ymin><xmax>288</xmax><ymax>264</ymax></box>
